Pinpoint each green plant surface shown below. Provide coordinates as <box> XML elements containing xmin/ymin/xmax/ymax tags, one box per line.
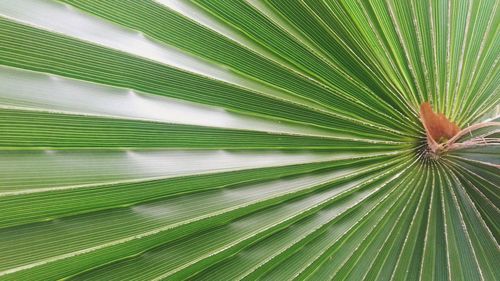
<box><xmin>0</xmin><ymin>0</ymin><xmax>498</xmax><ymax>280</ymax></box>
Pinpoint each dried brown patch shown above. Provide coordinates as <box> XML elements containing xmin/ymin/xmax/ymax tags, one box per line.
<box><xmin>419</xmin><ymin>102</ymin><xmax>460</xmax><ymax>143</ymax></box>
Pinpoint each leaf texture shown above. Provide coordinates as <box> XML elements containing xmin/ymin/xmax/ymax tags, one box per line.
<box><xmin>0</xmin><ymin>0</ymin><xmax>498</xmax><ymax>280</ymax></box>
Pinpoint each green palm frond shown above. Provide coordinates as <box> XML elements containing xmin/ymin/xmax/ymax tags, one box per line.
<box><xmin>0</xmin><ymin>0</ymin><xmax>498</xmax><ymax>280</ymax></box>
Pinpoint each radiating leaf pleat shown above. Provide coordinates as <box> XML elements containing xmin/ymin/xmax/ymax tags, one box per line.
<box><xmin>0</xmin><ymin>0</ymin><xmax>498</xmax><ymax>280</ymax></box>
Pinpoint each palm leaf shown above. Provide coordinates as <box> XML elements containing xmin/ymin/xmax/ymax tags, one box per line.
<box><xmin>0</xmin><ymin>0</ymin><xmax>498</xmax><ymax>280</ymax></box>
